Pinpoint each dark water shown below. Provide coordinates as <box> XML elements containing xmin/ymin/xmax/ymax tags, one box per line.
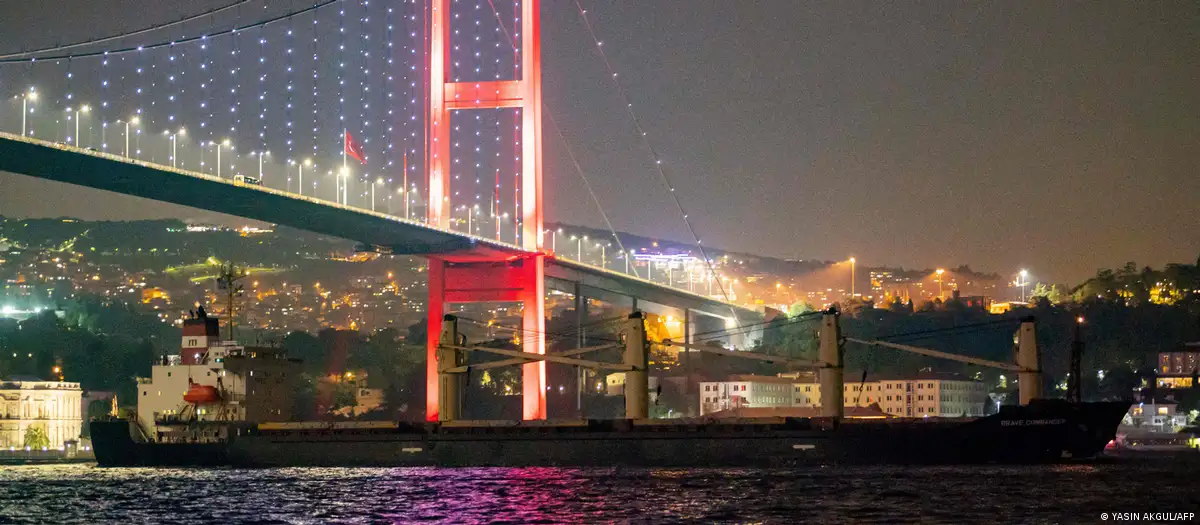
<box><xmin>2</xmin><ymin>458</ymin><xmax>1199</xmax><ymax>524</ymax></box>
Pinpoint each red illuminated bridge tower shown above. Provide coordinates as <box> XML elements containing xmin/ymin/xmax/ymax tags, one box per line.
<box><xmin>424</xmin><ymin>0</ymin><xmax>547</xmax><ymax>421</ymax></box>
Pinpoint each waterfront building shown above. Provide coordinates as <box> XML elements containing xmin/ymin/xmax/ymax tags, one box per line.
<box><xmin>1124</xmin><ymin>400</ymin><xmax>1191</xmax><ymax>433</ymax></box>
<box><xmin>698</xmin><ymin>375</ymin><xmax>801</xmax><ymax>415</ymax></box>
<box><xmin>0</xmin><ymin>376</ymin><xmax>83</xmax><ymax>449</ymax></box>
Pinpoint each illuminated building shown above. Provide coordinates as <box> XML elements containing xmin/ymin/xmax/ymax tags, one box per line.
<box><xmin>1157</xmin><ymin>342</ymin><xmax>1200</xmax><ymax>388</ymax></box>
<box><xmin>699</xmin><ymin>373</ymin><xmax>988</xmax><ymax>417</ymax></box>
<box><xmin>0</xmin><ymin>377</ymin><xmax>83</xmax><ymax>449</ymax></box>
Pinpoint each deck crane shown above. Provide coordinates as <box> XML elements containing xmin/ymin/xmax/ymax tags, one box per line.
<box><xmin>437</xmin><ymin>309</ymin><xmax>1042</xmax><ymax>422</ymax></box>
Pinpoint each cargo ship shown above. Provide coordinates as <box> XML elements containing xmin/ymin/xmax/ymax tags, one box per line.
<box><xmin>91</xmin><ymin>309</ymin><xmax>1130</xmax><ymax>467</ymax></box>
<box><xmin>92</xmin><ymin>399</ymin><xmax>1129</xmax><ymax>467</ymax></box>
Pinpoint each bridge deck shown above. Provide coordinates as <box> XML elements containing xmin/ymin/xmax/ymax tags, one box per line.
<box><xmin>0</xmin><ymin>132</ymin><xmax>759</xmax><ymax>320</ymax></box>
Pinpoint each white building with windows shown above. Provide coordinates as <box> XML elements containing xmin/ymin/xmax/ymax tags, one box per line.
<box><xmin>699</xmin><ymin>375</ymin><xmax>804</xmax><ymax>415</ymax></box>
<box><xmin>0</xmin><ymin>376</ymin><xmax>83</xmax><ymax>449</ymax></box>
<box><xmin>700</xmin><ymin>373</ymin><xmax>988</xmax><ymax>417</ymax></box>
<box><xmin>1124</xmin><ymin>401</ymin><xmax>1191</xmax><ymax>433</ymax></box>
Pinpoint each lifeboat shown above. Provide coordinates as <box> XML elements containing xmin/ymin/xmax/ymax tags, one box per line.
<box><xmin>183</xmin><ymin>383</ymin><xmax>222</xmax><ymax>404</ymax></box>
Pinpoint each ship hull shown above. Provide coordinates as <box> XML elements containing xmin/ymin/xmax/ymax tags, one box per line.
<box><xmin>91</xmin><ymin>400</ymin><xmax>1130</xmax><ymax>467</ymax></box>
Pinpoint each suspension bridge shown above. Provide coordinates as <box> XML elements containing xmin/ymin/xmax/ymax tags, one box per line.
<box><xmin>0</xmin><ymin>0</ymin><xmax>766</xmax><ymax>421</ymax></box>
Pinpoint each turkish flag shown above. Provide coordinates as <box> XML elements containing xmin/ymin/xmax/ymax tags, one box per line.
<box><xmin>344</xmin><ymin>130</ymin><xmax>366</xmax><ymax>164</ymax></box>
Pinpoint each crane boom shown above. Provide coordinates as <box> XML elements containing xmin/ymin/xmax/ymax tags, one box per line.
<box><xmin>844</xmin><ymin>337</ymin><xmax>1026</xmax><ymax>372</ymax></box>
<box><xmin>439</xmin><ymin>344</ymin><xmax>633</xmax><ymax>372</ymax></box>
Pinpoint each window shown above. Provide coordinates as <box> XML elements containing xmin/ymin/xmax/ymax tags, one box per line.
<box><xmin>805</xmin><ymin>386</ymin><xmax>812</xmax><ymax>392</ymax></box>
<box><xmin>1157</xmin><ymin>407</ymin><xmax>1169</xmax><ymax>415</ymax></box>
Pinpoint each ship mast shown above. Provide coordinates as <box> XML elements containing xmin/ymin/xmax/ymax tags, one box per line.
<box><xmin>215</xmin><ymin>262</ymin><xmax>247</xmax><ymax>342</ymax></box>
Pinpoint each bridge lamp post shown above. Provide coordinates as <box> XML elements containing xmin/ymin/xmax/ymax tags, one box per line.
<box><xmin>935</xmin><ymin>268</ymin><xmax>945</xmax><ymax>299</ymax></box>
<box><xmin>371</xmin><ymin>178</ymin><xmax>384</xmax><ymax>212</ymax></box>
<box><xmin>166</xmin><ymin>128</ymin><xmax>185</xmax><ymax>168</ymax></box>
<box><xmin>20</xmin><ymin>89</ymin><xmax>37</xmax><ymax>137</ymax></box>
<box><xmin>597</xmin><ymin>243</ymin><xmax>608</xmax><ymax>268</ymax></box>
<box><xmin>118</xmin><ymin>117</ymin><xmax>139</xmax><ymax>158</ymax></box>
<box><xmin>71</xmin><ymin>105</ymin><xmax>89</xmax><ymax>146</ymax></box>
<box><xmin>295</xmin><ymin>158</ymin><xmax>311</xmax><ymax>196</ymax></box>
<box><xmin>338</xmin><ymin>166</ymin><xmax>350</xmax><ymax>205</ymax></box>
<box><xmin>215</xmin><ymin>139</ymin><xmax>231</xmax><ymax>178</ymax></box>
<box><xmin>251</xmin><ymin>150</ymin><xmax>269</xmax><ymax>180</ymax></box>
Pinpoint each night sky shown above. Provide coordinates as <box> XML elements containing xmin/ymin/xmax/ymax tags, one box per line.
<box><xmin>0</xmin><ymin>1</ymin><xmax>1196</xmax><ymax>284</ymax></box>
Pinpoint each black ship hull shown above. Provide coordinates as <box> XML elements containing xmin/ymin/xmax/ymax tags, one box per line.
<box><xmin>91</xmin><ymin>400</ymin><xmax>1130</xmax><ymax>468</ymax></box>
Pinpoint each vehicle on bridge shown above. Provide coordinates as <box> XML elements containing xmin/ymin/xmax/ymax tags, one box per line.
<box><xmin>233</xmin><ymin>174</ymin><xmax>261</xmax><ymax>186</ymax></box>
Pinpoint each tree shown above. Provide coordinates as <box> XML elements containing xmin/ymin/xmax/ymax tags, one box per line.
<box><xmin>23</xmin><ymin>424</ymin><xmax>49</xmax><ymax>449</ymax></box>
<box><xmin>787</xmin><ymin>301</ymin><xmax>816</xmax><ymax>317</ymax></box>
<box><xmin>329</xmin><ymin>382</ymin><xmax>359</xmax><ymax>415</ymax></box>
<box><xmin>1029</xmin><ymin>283</ymin><xmax>1067</xmax><ymax>304</ymax></box>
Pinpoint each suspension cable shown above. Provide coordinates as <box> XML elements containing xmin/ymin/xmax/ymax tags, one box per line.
<box><xmin>0</xmin><ymin>0</ymin><xmax>342</xmax><ymax>64</ymax></box>
<box><xmin>569</xmin><ymin>1</ymin><xmax>733</xmax><ymax>311</ymax></box>
<box><xmin>481</xmin><ymin>0</ymin><xmax>639</xmax><ymax>279</ymax></box>
<box><xmin>0</xmin><ymin>0</ymin><xmax>259</xmax><ymax>59</ymax></box>
<box><xmin>545</xmin><ymin>109</ymin><xmax>641</xmax><ymax>278</ymax></box>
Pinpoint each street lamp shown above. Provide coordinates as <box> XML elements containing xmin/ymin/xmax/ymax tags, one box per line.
<box><xmin>597</xmin><ymin>242</ymin><xmax>608</xmax><ymax>268</ymax></box>
<box><xmin>215</xmin><ymin>139</ymin><xmax>231</xmax><ymax>178</ymax></box>
<box><xmin>1019</xmin><ymin>269</ymin><xmax>1029</xmax><ymax>302</ymax></box>
<box><xmin>849</xmin><ymin>257</ymin><xmax>856</xmax><ymax>297</ymax></box>
<box><xmin>936</xmin><ymin>268</ymin><xmax>945</xmax><ymax>298</ymax></box>
<box><xmin>337</xmin><ymin>166</ymin><xmax>349</xmax><ymax>205</ymax></box>
<box><xmin>297</xmin><ymin>158</ymin><xmax>312</xmax><ymax>195</ymax></box>
<box><xmin>119</xmin><ymin>116</ymin><xmax>139</xmax><ymax>157</ymax></box>
<box><xmin>251</xmin><ymin>150</ymin><xmax>269</xmax><ymax>180</ymax></box>
<box><xmin>371</xmin><ymin>178</ymin><xmax>384</xmax><ymax>212</ymax></box>
<box><xmin>20</xmin><ymin>89</ymin><xmax>37</xmax><ymax>137</ymax></box>
<box><xmin>571</xmin><ymin>235</ymin><xmax>587</xmax><ymax>261</ymax></box>
<box><xmin>166</xmin><ymin>128</ymin><xmax>185</xmax><ymax>168</ymax></box>
<box><xmin>71</xmin><ymin>105</ymin><xmax>90</xmax><ymax>146</ymax></box>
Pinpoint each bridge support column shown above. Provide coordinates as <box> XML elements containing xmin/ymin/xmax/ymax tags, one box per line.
<box><xmin>622</xmin><ymin>312</ymin><xmax>649</xmax><ymax>419</ymax></box>
<box><xmin>818</xmin><ymin>309</ymin><xmax>844</xmax><ymax>419</ymax></box>
<box><xmin>426</xmin><ymin>255</ymin><xmax>547</xmax><ymax>421</ymax></box>
<box><xmin>437</xmin><ymin>315</ymin><xmax>465</xmax><ymax>422</ymax></box>
<box><xmin>520</xmin><ymin>256</ymin><xmax>548</xmax><ymax>420</ymax></box>
<box><xmin>1017</xmin><ymin>316</ymin><xmax>1042</xmax><ymax>405</ymax></box>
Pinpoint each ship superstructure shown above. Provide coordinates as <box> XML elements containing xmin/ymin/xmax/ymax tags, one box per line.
<box><xmin>135</xmin><ymin>308</ymin><xmax>299</xmax><ymax>443</ymax></box>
